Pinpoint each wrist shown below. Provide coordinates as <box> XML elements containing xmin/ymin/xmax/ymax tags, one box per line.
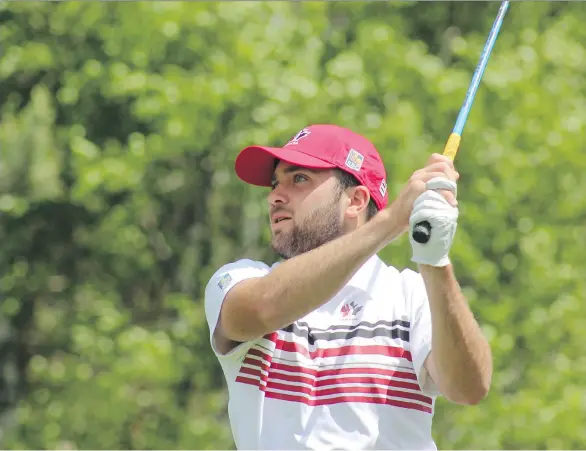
<box><xmin>412</xmin><ymin>255</ymin><xmax>451</xmax><ymax>267</ymax></box>
<box><xmin>418</xmin><ymin>263</ymin><xmax>455</xmax><ymax>280</ymax></box>
<box><xmin>375</xmin><ymin>206</ymin><xmax>408</xmax><ymax>244</ymax></box>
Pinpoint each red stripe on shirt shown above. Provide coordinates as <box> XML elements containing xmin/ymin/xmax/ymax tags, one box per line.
<box><xmin>247</xmin><ymin>348</ymin><xmax>268</xmax><ymax>360</ymax></box>
<box><xmin>269</xmin><ymin>361</ymin><xmax>418</xmax><ymax>381</ymax></box>
<box><xmin>239</xmin><ymin>363</ymin><xmax>423</xmax><ymax>397</ymax></box>
<box><xmin>239</xmin><ymin>359</ymin><xmax>422</xmax><ymax>394</ymax></box>
<box><xmin>265</xmin><ymin>391</ymin><xmax>432</xmax><ymax>414</ymax></box>
<box><xmin>279</xmin><ymin>340</ymin><xmax>412</xmax><ymax>361</ymax></box>
<box><xmin>265</xmin><ymin>380</ymin><xmax>432</xmax><ymax>405</ymax></box>
<box><xmin>242</xmin><ymin>355</ymin><xmax>276</xmax><ymax>373</ymax></box>
<box><xmin>241</xmin><ymin>354</ymin><xmax>418</xmax><ymax>385</ymax></box>
<box><xmin>235</xmin><ymin>374</ymin><xmax>432</xmax><ymax>412</ymax></box>
<box><xmin>239</xmin><ymin>366</ymin><xmax>262</xmax><ymax>378</ymax></box>
<box><xmin>236</xmin><ymin>366</ymin><xmax>431</xmax><ymax>406</ymax></box>
<box><xmin>269</xmin><ymin>372</ymin><xmax>422</xmax><ymax>393</ymax></box>
<box><xmin>235</xmin><ymin>375</ymin><xmax>266</xmax><ymax>389</ymax></box>
<box><xmin>235</xmin><ymin>334</ymin><xmax>429</xmax><ymax>414</ymax></box>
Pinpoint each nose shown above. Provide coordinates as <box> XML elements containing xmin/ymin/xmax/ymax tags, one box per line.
<box><xmin>267</xmin><ymin>184</ymin><xmax>289</xmax><ymax>207</ymax></box>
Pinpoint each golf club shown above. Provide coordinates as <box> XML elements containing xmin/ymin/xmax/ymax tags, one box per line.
<box><xmin>411</xmin><ymin>0</ymin><xmax>510</xmax><ymax>244</ymax></box>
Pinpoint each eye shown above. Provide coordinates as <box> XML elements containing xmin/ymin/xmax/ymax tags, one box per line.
<box><xmin>293</xmin><ymin>173</ymin><xmax>308</xmax><ymax>183</ymax></box>
<box><xmin>271</xmin><ymin>180</ymin><xmax>278</xmax><ymax>190</ymax></box>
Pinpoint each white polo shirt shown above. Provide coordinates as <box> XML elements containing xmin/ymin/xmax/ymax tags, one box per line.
<box><xmin>204</xmin><ymin>254</ymin><xmax>441</xmax><ymax>450</ymax></box>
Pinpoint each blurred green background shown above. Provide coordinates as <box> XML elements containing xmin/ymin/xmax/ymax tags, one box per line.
<box><xmin>1</xmin><ymin>1</ymin><xmax>585</xmax><ymax>449</ymax></box>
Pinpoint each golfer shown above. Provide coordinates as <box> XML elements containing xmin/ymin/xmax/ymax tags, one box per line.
<box><xmin>204</xmin><ymin>124</ymin><xmax>492</xmax><ymax>450</ymax></box>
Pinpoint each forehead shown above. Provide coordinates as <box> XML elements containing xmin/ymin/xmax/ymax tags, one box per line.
<box><xmin>271</xmin><ymin>161</ymin><xmax>323</xmax><ymax>182</ymax></box>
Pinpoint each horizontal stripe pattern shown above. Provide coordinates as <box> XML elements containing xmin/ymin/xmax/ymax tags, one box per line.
<box><xmin>283</xmin><ymin>320</ymin><xmax>410</xmax><ymax>345</ymax></box>
<box><xmin>278</xmin><ymin>340</ymin><xmax>413</xmax><ymax>361</ymax></box>
<box><xmin>235</xmin><ymin>322</ymin><xmax>432</xmax><ymax>414</ymax></box>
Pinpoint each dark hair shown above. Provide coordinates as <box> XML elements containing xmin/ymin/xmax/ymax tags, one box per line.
<box><xmin>334</xmin><ymin>169</ymin><xmax>379</xmax><ymax>221</ymax></box>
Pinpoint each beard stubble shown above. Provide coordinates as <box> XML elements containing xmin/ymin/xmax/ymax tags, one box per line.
<box><xmin>271</xmin><ymin>192</ymin><xmax>345</xmax><ymax>260</ymax></box>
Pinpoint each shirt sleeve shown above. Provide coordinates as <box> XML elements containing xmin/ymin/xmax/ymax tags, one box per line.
<box><xmin>204</xmin><ymin>258</ymin><xmax>271</xmax><ymax>360</ymax></box>
<box><xmin>401</xmin><ymin>268</ymin><xmax>442</xmax><ymax>397</ymax></box>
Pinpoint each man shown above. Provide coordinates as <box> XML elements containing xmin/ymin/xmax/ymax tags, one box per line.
<box><xmin>204</xmin><ymin>124</ymin><xmax>492</xmax><ymax>450</ymax></box>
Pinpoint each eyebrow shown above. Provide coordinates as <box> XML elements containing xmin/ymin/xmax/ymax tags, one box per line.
<box><xmin>271</xmin><ymin>165</ymin><xmax>318</xmax><ymax>183</ymax></box>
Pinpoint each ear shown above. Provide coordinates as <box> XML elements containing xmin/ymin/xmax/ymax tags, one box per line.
<box><xmin>343</xmin><ymin>185</ymin><xmax>370</xmax><ymax>219</ymax></box>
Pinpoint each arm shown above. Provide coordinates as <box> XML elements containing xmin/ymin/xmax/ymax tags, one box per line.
<box><xmin>406</xmin><ymin>153</ymin><xmax>491</xmax><ymax>404</ymax></box>
<box><xmin>420</xmin><ymin>263</ymin><xmax>492</xmax><ymax>405</ymax></box>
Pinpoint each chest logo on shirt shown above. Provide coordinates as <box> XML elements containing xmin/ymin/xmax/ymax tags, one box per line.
<box><xmin>340</xmin><ymin>301</ymin><xmax>362</xmax><ymax>320</ymax></box>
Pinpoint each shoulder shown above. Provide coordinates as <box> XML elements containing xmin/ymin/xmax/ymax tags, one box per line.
<box><xmin>205</xmin><ymin>258</ymin><xmax>272</xmax><ymax>296</ymax></box>
<box><xmin>369</xmin><ymin>258</ymin><xmax>424</xmax><ymax>303</ymax></box>
<box><xmin>398</xmin><ymin>267</ymin><xmax>429</xmax><ymax>311</ymax></box>
<box><xmin>379</xmin><ymin>264</ymin><xmax>427</xmax><ymax>306</ymax></box>
<box><xmin>203</xmin><ymin>259</ymin><xmax>273</xmax><ymax>360</ymax></box>
<box><xmin>377</xmin><ymin>258</ymin><xmax>423</xmax><ymax>292</ymax></box>
<box><xmin>207</xmin><ymin>258</ymin><xmax>272</xmax><ymax>281</ymax></box>
<box><xmin>203</xmin><ymin>258</ymin><xmax>273</xmax><ymax>330</ymax></box>
<box><xmin>399</xmin><ymin>267</ymin><xmax>424</xmax><ymax>288</ymax></box>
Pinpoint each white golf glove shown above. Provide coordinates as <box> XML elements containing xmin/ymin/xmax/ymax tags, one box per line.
<box><xmin>409</xmin><ymin>177</ymin><xmax>459</xmax><ymax>267</ymax></box>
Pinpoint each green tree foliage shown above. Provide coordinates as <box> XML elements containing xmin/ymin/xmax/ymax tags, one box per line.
<box><xmin>1</xmin><ymin>2</ymin><xmax>585</xmax><ymax>449</ymax></box>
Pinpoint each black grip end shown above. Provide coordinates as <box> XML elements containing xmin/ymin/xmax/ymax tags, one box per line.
<box><xmin>412</xmin><ymin>220</ymin><xmax>431</xmax><ymax>244</ymax></box>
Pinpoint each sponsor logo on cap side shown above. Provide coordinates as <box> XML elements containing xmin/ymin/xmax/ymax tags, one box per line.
<box><xmin>345</xmin><ymin>148</ymin><xmax>364</xmax><ymax>171</ymax></box>
<box><xmin>379</xmin><ymin>179</ymin><xmax>387</xmax><ymax>197</ymax></box>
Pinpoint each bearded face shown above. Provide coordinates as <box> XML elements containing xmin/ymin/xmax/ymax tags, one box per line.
<box><xmin>270</xmin><ymin>184</ymin><xmax>345</xmax><ymax>260</ymax></box>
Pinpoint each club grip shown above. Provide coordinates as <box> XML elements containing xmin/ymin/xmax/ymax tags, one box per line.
<box><xmin>410</xmin><ymin>133</ymin><xmax>460</xmax><ymax>245</ymax></box>
<box><xmin>412</xmin><ymin>221</ymin><xmax>431</xmax><ymax>244</ymax></box>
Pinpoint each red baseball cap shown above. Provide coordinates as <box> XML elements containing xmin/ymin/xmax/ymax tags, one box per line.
<box><xmin>234</xmin><ymin>124</ymin><xmax>388</xmax><ymax>210</ymax></box>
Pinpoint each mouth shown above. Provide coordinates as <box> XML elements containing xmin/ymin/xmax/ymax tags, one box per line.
<box><xmin>272</xmin><ymin>215</ymin><xmax>292</xmax><ymax>225</ymax></box>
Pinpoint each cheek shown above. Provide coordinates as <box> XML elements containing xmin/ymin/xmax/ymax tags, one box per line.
<box><xmin>309</xmin><ymin>197</ymin><xmax>342</xmax><ymax>221</ymax></box>
<box><xmin>295</xmin><ymin>183</ymin><xmax>342</xmax><ymax>220</ymax></box>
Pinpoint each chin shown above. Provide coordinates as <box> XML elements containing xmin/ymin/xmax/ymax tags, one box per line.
<box><xmin>270</xmin><ymin>240</ymin><xmax>293</xmax><ymax>260</ymax></box>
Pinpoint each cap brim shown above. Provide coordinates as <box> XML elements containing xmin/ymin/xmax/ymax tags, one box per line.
<box><xmin>235</xmin><ymin>146</ymin><xmax>336</xmax><ymax>186</ymax></box>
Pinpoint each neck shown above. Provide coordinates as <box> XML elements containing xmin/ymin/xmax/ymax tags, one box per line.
<box><xmin>342</xmin><ymin>216</ymin><xmax>365</xmax><ymax>234</ymax></box>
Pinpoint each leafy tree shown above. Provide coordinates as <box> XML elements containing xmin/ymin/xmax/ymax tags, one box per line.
<box><xmin>0</xmin><ymin>2</ymin><xmax>584</xmax><ymax>449</ymax></box>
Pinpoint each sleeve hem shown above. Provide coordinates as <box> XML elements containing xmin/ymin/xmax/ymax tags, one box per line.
<box><xmin>203</xmin><ymin>259</ymin><xmax>271</xmax><ymax>362</ymax></box>
<box><xmin>413</xmin><ymin>343</ymin><xmax>442</xmax><ymax>397</ymax></box>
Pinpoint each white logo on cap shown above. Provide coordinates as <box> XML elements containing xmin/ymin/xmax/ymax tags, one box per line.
<box><xmin>345</xmin><ymin>148</ymin><xmax>364</xmax><ymax>171</ymax></box>
<box><xmin>379</xmin><ymin>179</ymin><xmax>387</xmax><ymax>197</ymax></box>
<box><xmin>287</xmin><ymin>128</ymin><xmax>311</xmax><ymax>145</ymax></box>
